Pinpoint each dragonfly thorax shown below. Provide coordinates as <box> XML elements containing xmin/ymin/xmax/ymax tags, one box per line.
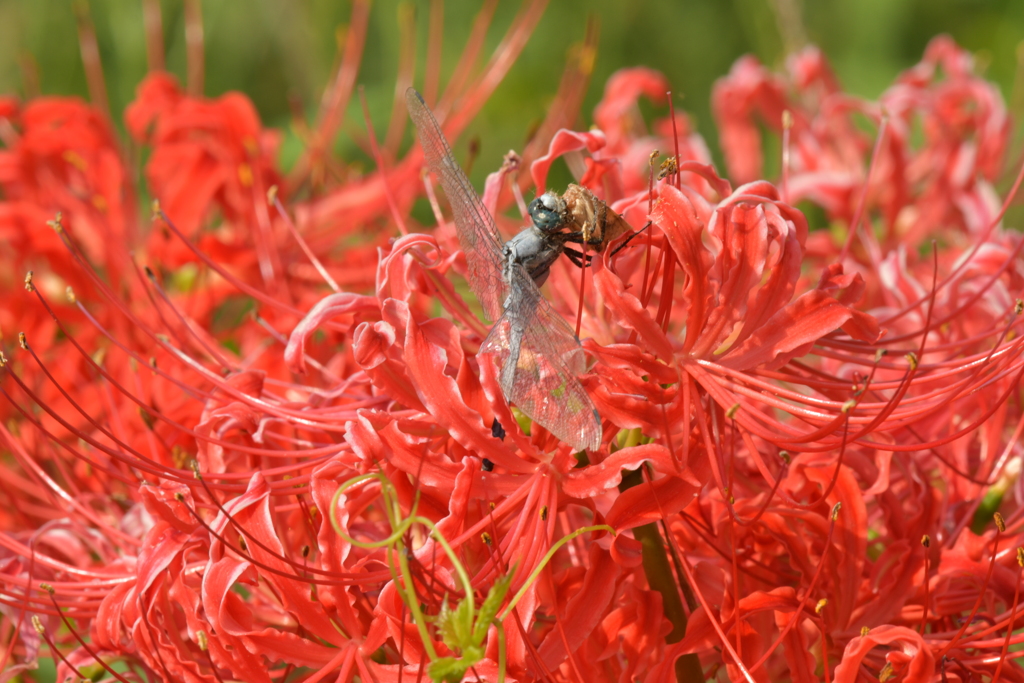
<box><xmin>503</xmin><ymin>226</ymin><xmax>564</xmax><ymax>288</ymax></box>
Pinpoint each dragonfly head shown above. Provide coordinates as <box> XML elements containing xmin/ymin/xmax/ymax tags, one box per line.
<box><xmin>528</xmin><ymin>192</ymin><xmax>567</xmax><ymax>233</ymax></box>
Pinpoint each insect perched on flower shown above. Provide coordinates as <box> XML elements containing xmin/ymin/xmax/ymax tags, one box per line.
<box><xmin>406</xmin><ymin>88</ymin><xmax>645</xmax><ymax>451</ymax></box>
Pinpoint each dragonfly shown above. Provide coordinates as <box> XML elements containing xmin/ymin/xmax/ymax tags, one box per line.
<box><xmin>406</xmin><ymin>88</ymin><xmax>641</xmax><ymax>452</ymax></box>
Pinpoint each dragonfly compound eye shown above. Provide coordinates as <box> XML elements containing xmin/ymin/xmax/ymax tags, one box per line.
<box><xmin>528</xmin><ymin>193</ymin><xmax>567</xmax><ymax>232</ymax></box>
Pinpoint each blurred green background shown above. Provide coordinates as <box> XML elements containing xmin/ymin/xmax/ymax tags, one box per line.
<box><xmin>0</xmin><ymin>3</ymin><xmax>1023</xmax><ymax>679</ymax></box>
<box><xmin>1</xmin><ymin>0</ymin><xmax>1023</xmax><ymax>186</ymax></box>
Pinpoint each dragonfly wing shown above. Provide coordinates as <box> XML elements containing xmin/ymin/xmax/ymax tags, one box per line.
<box><xmin>406</xmin><ymin>88</ymin><xmax>508</xmax><ymax>322</ymax></box>
<box><xmin>480</xmin><ymin>266</ymin><xmax>602</xmax><ymax>452</ymax></box>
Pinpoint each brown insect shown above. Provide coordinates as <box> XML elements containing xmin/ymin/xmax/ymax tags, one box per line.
<box><xmin>526</xmin><ymin>184</ymin><xmax>634</xmax><ymax>271</ymax></box>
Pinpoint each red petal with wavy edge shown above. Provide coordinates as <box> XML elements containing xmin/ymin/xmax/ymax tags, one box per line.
<box><xmin>383</xmin><ymin>299</ymin><xmax>526</xmax><ymax>471</ymax></box>
<box><xmin>721</xmin><ymin>290</ymin><xmax>875</xmax><ymax>371</ymax></box>
<box><xmin>286</xmin><ymin>292</ymin><xmax>379</xmax><ymax>373</ymax></box>
<box><xmin>610</xmin><ymin>534</ymin><xmax>644</xmax><ymax>567</ymax></box>
<box><xmin>605</xmin><ymin>474</ymin><xmax>699</xmax><ymax>532</ymax></box>
<box><xmin>834</xmin><ymin>626</ymin><xmax>935</xmax><ymax>683</ymax></box>
<box><xmin>650</xmin><ymin>184</ymin><xmax>716</xmax><ymax>353</ymax></box>
<box><xmin>125</xmin><ymin>72</ymin><xmax>183</xmax><ymax>142</ymax></box>
<box><xmin>563</xmin><ymin>444</ymin><xmax>677</xmax><ymax>498</ymax></box>
<box><xmin>537</xmin><ymin>545</ymin><xmax>621</xmax><ymax>667</ymax></box>
<box><xmin>530</xmin><ymin>128</ymin><xmax>607</xmax><ymax>193</ymax></box>
<box><xmin>592</xmin><ymin>256</ymin><xmax>674</xmax><ymax>360</ymax></box>
<box><xmin>712</xmin><ymin>55</ymin><xmax>788</xmax><ymax>183</ymax></box>
<box><xmin>593</xmin><ymin>67</ymin><xmax>669</xmax><ymax>152</ymax></box>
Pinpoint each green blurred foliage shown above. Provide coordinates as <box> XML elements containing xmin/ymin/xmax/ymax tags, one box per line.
<box><xmin>1</xmin><ymin>0</ymin><xmax>1023</xmax><ymax>183</ymax></box>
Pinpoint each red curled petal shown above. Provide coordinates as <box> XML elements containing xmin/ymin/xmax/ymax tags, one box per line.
<box><xmin>720</xmin><ymin>290</ymin><xmax>875</xmax><ymax>371</ymax></box>
<box><xmin>604</xmin><ymin>474</ymin><xmax>700</xmax><ymax>532</ymax></box>
<box><xmin>593</xmin><ymin>67</ymin><xmax>670</xmax><ymax>152</ymax></box>
<box><xmin>563</xmin><ymin>444</ymin><xmax>677</xmax><ymax>498</ymax></box>
<box><xmin>610</xmin><ymin>534</ymin><xmax>644</xmax><ymax>568</ymax></box>
<box><xmin>833</xmin><ymin>626</ymin><xmax>934</xmax><ymax>683</ymax></box>
<box><xmin>592</xmin><ymin>256</ymin><xmax>674</xmax><ymax>360</ymax></box>
<box><xmin>285</xmin><ymin>292</ymin><xmax>379</xmax><ymax>373</ymax></box>
<box><xmin>530</xmin><ymin>128</ymin><xmax>607</xmax><ymax>193</ymax></box>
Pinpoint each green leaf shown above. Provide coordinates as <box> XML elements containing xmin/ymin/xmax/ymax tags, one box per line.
<box><xmin>428</xmin><ymin>656</ymin><xmax>469</xmax><ymax>683</ymax></box>
<box><xmin>473</xmin><ymin>572</ymin><xmax>512</xmax><ymax>644</ymax></box>
<box><xmin>435</xmin><ymin>597</ymin><xmax>458</xmax><ymax>650</ymax></box>
<box><xmin>451</xmin><ymin>594</ymin><xmax>475</xmax><ymax>647</ymax></box>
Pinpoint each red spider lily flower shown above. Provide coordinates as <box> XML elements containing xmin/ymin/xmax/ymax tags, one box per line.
<box><xmin>126</xmin><ymin>72</ymin><xmax>283</xmax><ymax>271</ymax></box>
<box><xmin>713</xmin><ymin>36</ymin><xmax>1010</xmax><ymax>253</ymax></box>
<box><xmin>0</xmin><ymin>96</ymin><xmax>134</xmax><ymax>274</ymax></box>
<box><xmin>5</xmin><ymin>8</ymin><xmax>1024</xmax><ymax>683</ymax></box>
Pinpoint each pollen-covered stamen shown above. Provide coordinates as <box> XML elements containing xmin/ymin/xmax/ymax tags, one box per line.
<box><xmin>268</xmin><ymin>187</ymin><xmax>341</xmax><ymax>292</ymax></box>
<box><xmin>837</xmin><ymin>112</ymin><xmax>889</xmax><ymax>263</ymax></box>
<box><xmin>137</xmin><ymin>261</ymin><xmax>234</xmax><ymax>369</ymax></box>
<box><xmin>0</xmin><ymin>358</ymin><xmax>173</xmax><ymax>485</ymax></box>
<box><xmin>188</xmin><ymin>461</ymin><xmax>375</xmax><ymax>583</ymax></box>
<box><xmin>30</xmin><ymin>614</ymin><xmax>89</xmax><ymax>681</ymax></box>
<box><xmin>937</xmin><ymin>514</ymin><xmax>1008</xmax><ymax>657</ymax></box>
<box><xmin>172</xmin><ymin>482</ymin><xmax>378</xmax><ymax>588</ymax></box>
<box><xmin>28</xmin><ymin>286</ymin><xmax>344</xmax><ymax>476</ymax></box>
<box><xmin>43</xmin><ymin>584</ymin><xmax>133</xmax><ymax>683</ymax></box>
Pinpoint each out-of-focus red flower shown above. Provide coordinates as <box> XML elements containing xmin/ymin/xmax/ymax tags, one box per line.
<box><xmin>0</xmin><ymin>97</ymin><xmax>133</xmax><ymax>270</ymax></box>
<box><xmin>125</xmin><ymin>72</ymin><xmax>283</xmax><ymax>272</ymax></box>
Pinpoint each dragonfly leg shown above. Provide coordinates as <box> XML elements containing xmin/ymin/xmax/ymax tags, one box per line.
<box><xmin>563</xmin><ymin>246</ymin><xmax>594</xmax><ymax>269</ymax></box>
<box><xmin>607</xmin><ymin>221</ymin><xmax>652</xmax><ymax>258</ymax></box>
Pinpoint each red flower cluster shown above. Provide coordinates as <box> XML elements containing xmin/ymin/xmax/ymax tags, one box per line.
<box><xmin>1</xmin><ymin>5</ymin><xmax>1023</xmax><ymax>681</ymax></box>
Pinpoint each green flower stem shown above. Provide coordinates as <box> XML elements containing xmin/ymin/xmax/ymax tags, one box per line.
<box><xmin>499</xmin><ymin>524</ymin><xmax>614</xmax><ymax>620</ymax></box>
<box><xmin>496</xmin><ymin>620</ymin><xmax>507</xmax><ymax>683</ymax></box>
<box><xmin>620</xmin><ymin>468</ymin><xmax>703</xmax><ymax>683</ymax></box>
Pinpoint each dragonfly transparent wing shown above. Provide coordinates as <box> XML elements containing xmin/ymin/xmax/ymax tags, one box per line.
<box><xmin>480</xmin><ymin>264</ymin><xmax>603</xmax><ymax>452</ymax></box>
<box><xmin>406</xmin><ymin>88</ymin><xmax>508</xmax><ymax>322</ymax></box>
